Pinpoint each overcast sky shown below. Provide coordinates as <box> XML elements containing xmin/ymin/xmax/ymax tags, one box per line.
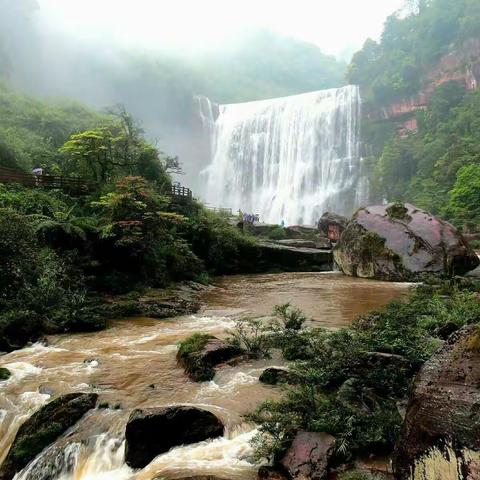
<box><xmin>35</xmin><ymin>0</ymin><xmax>406</xmax><ymax>59</ymax></box>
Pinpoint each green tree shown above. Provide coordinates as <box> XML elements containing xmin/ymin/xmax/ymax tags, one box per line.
<box><xmin>447</xmin><ymin>163</ymin><xmax>480</xmax><ymax>230</ymax></box>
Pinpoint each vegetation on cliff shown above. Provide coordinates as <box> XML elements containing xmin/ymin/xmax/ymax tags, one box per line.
<box><xmin>348</xmin><ymin>0</ymin><xmax>480</xmax><ymax>105</ymax></box>
<box><xmin>0</xmin><ymin>84</ymin><xmax>260</xmax><ymax>352</ymax></box>
<box><xmin>348</xmin><ymin>0</ymin><xmax>480</xmax><ymax>232</ymax></box>
<box><xmin>368</xmin><ymin>82</ymin><xmax>480</xmax><ymax>231</ymax></box>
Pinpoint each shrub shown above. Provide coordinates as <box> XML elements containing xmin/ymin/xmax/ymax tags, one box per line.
<box><xmin>228</xmin><ymin>317</ymin><xmax>276</xmax><ymax>359</ymax></box>
<box><xmin>249</xmin><ymin>280</ymin><xmax>479</xmax><ymax>463</ymax></box>
<box><xmin>0</xmin><ymin>208</ymin><xmax>38</xmax><ymax>299</ymax></box>
<box><xmin>0</xmin><ymin>310</ymin><xmax>43</xmax><ymax>352</ymax></box>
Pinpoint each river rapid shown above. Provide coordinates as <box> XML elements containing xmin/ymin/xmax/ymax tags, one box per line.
<box><xmin>0</xmin><ymin>272</ymin><xmax>410</xmax><ymax>480</ymax></box>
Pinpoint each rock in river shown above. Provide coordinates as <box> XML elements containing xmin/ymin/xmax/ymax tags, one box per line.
<box><xmin>259</xmin><ymin>367</ymin><xmax>298</xmax><ymax>385</ymax></box>
<box><xmin>280</xmin><ymin>431</ymin><xmax>336</xmax><ymax>480</ymax></box>
<box><xmin>334</xmin><ymin>202</ymin><xmax>479</xmax><ymax>281</ymax></box>
<box><xmin>0</xmin><ymin>393</ymin><xmax>98</xmax><ymax>480</ymax></box>
<box><xmin>393</xmin><ymin>326</ymin><xmax>480</xmax><ymax>479</ymax></box>
<box><xmin>0</xmin><ymin>367</ymin><xmax>11</xmax><ymax>381</ymax></box>
<box><xmin>125</xmin><ymin>406</ymin><xmax>224</xmax><ymax>469</ymax></box>
<box><xmin>177</xmin><ymin>335</ymin><xmax>244</xmax><ymax>382</ymax></box>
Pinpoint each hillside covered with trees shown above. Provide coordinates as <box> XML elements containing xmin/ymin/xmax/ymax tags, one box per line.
<box><xmin>349</xmin><ymin>0</ymin><xmax>480</xmax><ymax>232</ymax></box>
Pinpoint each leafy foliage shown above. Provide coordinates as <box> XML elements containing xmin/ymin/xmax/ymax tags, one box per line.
<box><xmin>248</xmin><ymin>279</ymin><xmax>480</xmax><ymax>463</ymax></box>
<box><xmin>369</xmin><ymin>83</ymin><xmax>480</xmax><ymax>231</ymax></box>
<box><xmin>348</xmin><ymin>0</ymin><xmax>480</xmax><ymax>104</ymax></box>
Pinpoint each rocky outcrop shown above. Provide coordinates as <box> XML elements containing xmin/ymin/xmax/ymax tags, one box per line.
<box><xmin>284</xmin><ymin>225</ymin><xmax>319</xmax><ymax>240</ymax></box>
<box><xmin>0</xmin><ymin>393</ymin><xmax>97</xmax><ymax>480</ymax></box>
<box><xmin>258</xmin><ymin>242</ymin><xmax>332</xmax><ymax>272</ymax></box>
<box><xmin>318</xmin><ymin>212</ymin><xmax>348</xmax><ymax>242</ymax></box>
<box><xmin>103</xmin><ymin>281</ymin><xmax>209</xmax><ymax>319</ymax></box>
<box><xmin>280</xmin><ymin>431</ymin><xmax>336</xmax><ymax>480</ymax></box>
<box><xmin>272</xmin><ymin>238</ymin><xmax>332</xmax><ymax>250</ymax></box>
<box><xmin>393</xmin><ymin>326</ymin><xmax>480</xmax><ymax>479</ymax></box>
<box><xmin>257</xmin><ymin>466</ymin><xmax>290</xmax><ymax>480</ymax></box>
<box><xmin>177</xmin><ymin>335</ymin><xmax>244</xmax><ymax>382</ymax></box>
<box><xmin>125</xmin><ymin>406</ymin><xmax>224</xmax><ymax>469</ymax></box>
<box><xmin>366</xmin><ymin>39</ymin><xmax>480</xmax><ymax>129</ymax></box>
<box><xmin>334</xmin><ymin>203</ymin><xmax>479</xmax><ymax>281</ymax></box>
<box><xmin>259</xmin><ymin>367</ymin><xmax>299</xmax><ymax>385</ymax></box>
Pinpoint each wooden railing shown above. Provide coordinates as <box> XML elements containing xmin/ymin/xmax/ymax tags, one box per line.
<box><xmin>0</xmin><ymin>166</ymin><xmax>95</xmax><ymax>194</ymax></box>
<box><xmin>170</xmin><ymin>184</ymin><xmax>193</xmax><ymax>200</ymax></box>
<box><xmin>205</xmin><ymin>206</ymin><xmax>233</xmax><ymax>216</ymax></box>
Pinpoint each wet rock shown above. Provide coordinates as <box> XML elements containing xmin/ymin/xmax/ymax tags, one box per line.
<box><xmin>125</xmin><ymin>406</ymin><xmax>224</xmax><ymax>469</ymax></box>
<box><xmin>393</xmin><ymin>325</ymin><xmax>480</xmax><ymax>479</ymax></box>
<box><xmin>334</xmin><ymin>203</ymin><xmax>479</xmax><ymax>281</ymax></box>
<box><xmin>284</xmin><ymin>225</ymin><xmax>319</xmax><ymax>240</ymax></box>
<box><xmin>273</xmin><ymin>239</ymin><xmax>318</xmax><ymax>249</ymax></box>
<box><xmin>0</xmin><ymin>310</ymin><xmax>43</xmax><ymax>353</ymax></box>
<box><xmin>258</xmin><ymin>241</ymin><xmax>333</xmax><ymax>272</ymax></box>
<box><xmin>177</xmin><ymin>335</ymin><xmax>244</xmax><ymax>382</ymax></box>
<box><xmin>314</xmin><ymin>236</ymin><xmax>332</xmax><ymax>250</ymax></box>
<box><xmin>318</xmin><ymin>212</ymin><xmax>348</xmax><ymax>242</ymax></box>
<box><xmin>104</xmin><ymin>281</ymin><xmax>209</xmax><ymax>319</ymax></box>
<box><xmin>259</xmin><ymin>367</ymin><xmax>298</xmax><ymax>385</ymax></box>
<box><xmin>257</xmin><ymin>466</ymin><xmax>291</xmax><ymax>480</ymax></box>
<box><xmin>0</xmin><ymin>367</ymin><xmax>11</xmax><ymax>381</ymax></box>
<box><xmin>38</xmin><ymin>385</ymin><xmax>54</xmax><ymax>396</ymax></box>
<box><xmin>0</xmin><ymin>393</ymin><xmax>98</xmax><ymax>480</ymax></box>
<box><xmin>247</xmin><ymin>223</ymin><xmax>284</xmax><ymax>237</ymax></box>
<box><xmin>83</xmin><ymin>358</ymin><xmax>100</xmax><ymax>367</ymax></box>
<box><xmin>466</xmin><ymin>264</ymin><xmax>480</xmax><ymax>278</ymax></box>
<box><xmin>281</xmin><ymin>431</ymin><xmax>336</xmax><ymax>480</ymax></box>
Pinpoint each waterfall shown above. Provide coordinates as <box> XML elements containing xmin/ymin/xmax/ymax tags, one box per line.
<box><xmin>202</xmin><ymin>86</ymin><xmax>367</xmax><ymax>225</ymax></box>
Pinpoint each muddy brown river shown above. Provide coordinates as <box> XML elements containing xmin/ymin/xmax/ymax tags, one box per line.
<box><xmin>0</xmin><ymin>273</ymin><xmax>410</xmax><ymax>480</ymax></box>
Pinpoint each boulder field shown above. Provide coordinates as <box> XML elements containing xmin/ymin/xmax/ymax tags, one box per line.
<box><xmin>334</xmin><ymin>202</ymin><xmax>479</xmax><ymax>281</ymax></box>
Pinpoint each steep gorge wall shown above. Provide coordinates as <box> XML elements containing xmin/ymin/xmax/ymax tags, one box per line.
<box><xmin>365</xmin><ymin>38</ymin><xmax>480</xmax><ymax>136</ymax></box>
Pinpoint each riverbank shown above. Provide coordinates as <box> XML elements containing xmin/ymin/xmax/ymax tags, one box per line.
<box><xmin>0</xmin><ymin>272</ymin><xmax>409</xmax><ymax>480</ymax></box>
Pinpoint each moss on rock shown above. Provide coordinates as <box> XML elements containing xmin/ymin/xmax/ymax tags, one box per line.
<box><xmin>0</xmin><ymin>367</ymin><xmax>11</xmax><ymax>381</ymax></box>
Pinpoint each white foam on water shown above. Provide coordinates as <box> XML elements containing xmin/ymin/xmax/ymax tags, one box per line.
<box><xmin>2</xmin><ymin>362</ymin><xmax>43</xmax><ymax>382</ymax></box>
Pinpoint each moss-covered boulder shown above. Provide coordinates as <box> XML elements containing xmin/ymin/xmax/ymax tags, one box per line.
<box><xmin>0</xmin><ymin>367</ymin><xmax>11</xmax><ymax>381</ymax></box>
<box><xmin>393</xmin><ymin>326</ymin><xmax>480</xmax><ymax>479</ymax></box>
<box><xmin>259</xmin><ymin>367</ymin><xmax>298</xmax><ymax>385</ymax></box>
<box><xmin>334</xmin><ymin>203</ymin><xmax>479</xmax><ymax>281</ymax></box>
<box><xmin>177</xmin><ymin>334</ymin><xmax>243</xmax><ymax>382</ymax></box>
<box><xmin>0</xmin><ymin>393</ymin><xmax>97</xmax><ymax>480</ymax></box>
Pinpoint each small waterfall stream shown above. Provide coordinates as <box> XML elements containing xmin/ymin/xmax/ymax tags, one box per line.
<box><xmin>0</xmin><ymin>273</ymin><xmax>409</xmax><ymax>480</ymax></box>
<box><xmin>202</xmin><ymin>86</ymin><xmax>367</xmax><ymax>225</ymax></box>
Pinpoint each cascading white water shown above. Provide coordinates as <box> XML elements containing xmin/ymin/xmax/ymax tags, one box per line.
<box><xmin>202</xmin><ymin>86</ymin><xmax>368</xmax><ymax>225</ymax></box>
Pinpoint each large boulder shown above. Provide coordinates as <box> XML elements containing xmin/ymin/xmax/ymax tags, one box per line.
<box><xmin>125</xmin><ymin>406</ymin><xmax>224</xmax><ymax>469</ymax></box>
<box><xmin>280</xmin><ymin>431</ymin><xmax>336</xmax><ymax>480</ymax></box>
<box><xmin>334</xmin><ymin>203</ymin><xmax>479</xmax><ymax>281</ymax></box>
<box><xmin>318</xmin><ymin>212</ymin><xmax>348</xmax><ymax>242</ymax></box>
<box><xmin>393</xmin><ymin>326</ymin><xmax>480</xmax><ymax>479</ymax></box>
<box><xmin>0</xmin><ymin>393</ymin><xmax>97</xmax><ymax>480</ymax></box>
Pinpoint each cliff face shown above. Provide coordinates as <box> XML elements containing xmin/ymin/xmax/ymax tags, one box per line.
<box><xmin>393</xmin><ymin>325</ymin><xmax>480</xmax><ymax>480</ymax></box>
<box><xmin>366</xmin><ymin>39</ymin><xmax>480</xmax><ymax>135</ymax></box>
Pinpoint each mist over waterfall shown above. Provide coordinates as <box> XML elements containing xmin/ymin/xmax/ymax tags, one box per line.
<box><xmin>202</xmin><ymin>85</ymin><xmax>368</xmax><ymax>225</ymax></box>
